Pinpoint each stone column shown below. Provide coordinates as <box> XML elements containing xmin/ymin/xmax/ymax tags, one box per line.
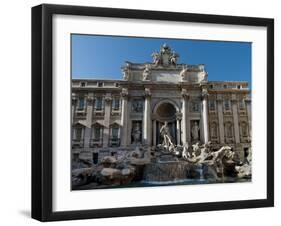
<box><xmin>181</xmin><ymin>89</ymin><xmax>189</xmax><ymax>145</ymax></box>
<box><xmin>143</xmin><ymin>88</ymin><xmax>152</xmax><ymax>146</ymax></box>
<box><xmin>176</xmin><ymin>112</ymin><xmax>181</xmax><ymax>145</ymax></box>
<box><xmin>85</xmin><ymin>95</ymin><xmax>94</xmax><ymax>127</ymax></box>
<box><xmin>103</xmin><ymin>94</ymin><xmax>112</xmax><ymax>147</ymax></box>
<box><xmin>231</xmin><ymin>97</ymin><xmax>240</xmax><ymax>144</ymax></box>
<box><xmin>120</xmin><ymin>88</ymin><xmax>129</xmax><ymax>147</ymax></box>
<box><xmin>245</xmin><ymin>98</ymin><xmax>251</xmax><ymax>137</ymax></box>
<box><xmin>126</xmin><ymin>99</ymin><xmax>132</xmax><ymax>145</ymax></box>
<box><xmin>153</xmin><ymin>119</ymin><xmax>157</xmax><ymax>146</ymax></box>
<box><xmin>81</xmin><ymin>128</ymin><xmax>85</xmax><ymax>147</ymax></box>
<box><xmin>84</xmin><ymin>95</ymin><xmax>94</xmax><ymax>148</ymax></box>
<box><xmin>201</xmin><ymin>88</ymin><xmax>209</xmax><ymax>144</ymax></box>
<box><xmin>71</xmin><ymin>94</ymin><xmax>77</xmax><ymax>125</ymax></box>
<box><xmin>84</xmin><ymin>128</ymin><xmax>91</xmax><ymax>149</ymax></box>
<box><xmin>217</xmin><ymin>96</ymin><xmax>225</xmax><ymax>144</ymax></box>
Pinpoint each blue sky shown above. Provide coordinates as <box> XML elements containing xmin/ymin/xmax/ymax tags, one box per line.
<box><xmin>71</xmin><ymin>34</ymin><xmax>251</xmax><ymax>88</ymax></box>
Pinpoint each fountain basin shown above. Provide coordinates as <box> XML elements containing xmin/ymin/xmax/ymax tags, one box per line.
<box><xmin>143</xmin><ymin>160</ymin><xmax>189</xmax><ymax>182</ymax></box>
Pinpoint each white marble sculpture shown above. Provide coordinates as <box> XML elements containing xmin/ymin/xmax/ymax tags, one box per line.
<box><xmin>191</xmin><ymin>121</ymin><xmax>200</xmax><ymax>141</ymax></box>
<box><xmin>160</xmin><ymin>121</ymin><xmax>173</xmax><ymax>148</ymax></box>
<box><xmin>142</xmin><ymin>65</ymin><xmax>151</xmax><ymax>81</ymax></box>
<box><xmin>132</xmin><ymin>122</ymin><xmax>141</xmax><ymax>144</ymax></box>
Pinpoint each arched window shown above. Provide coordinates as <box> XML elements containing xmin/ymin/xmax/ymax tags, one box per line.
<box><xmin>224</xmin><ymin>99</ymin><xmax>231</xmax><ymax>111</ymax></box>
<box><xmin>112</xmin><ymin>96</ymin><xmax>120</xmax><ymax>110</ymax></box>
<box><xmin>95</xmin><ymin>96</ymin><xmax>103</xmax><ymax>110</ymax></box>
<box><xmin>92</xmin><ymin>124</ymin><xmax>103</xmax><ymax>140</ymax></box>
<box><xmin>77</xmin><ymin>97</ymin><xmax>85</xmax><ymax>110</ymax></box>
<box><xmin>112</xmin><ymin>126</ymin><xmax>119</xmax><ymax>139</ymax></box>
<box><xmin>209</xmin><ymin>99</ymin><xmax>216</xmax><ymax>111</ymax></box>
<box><xmin>73</xmin><ymin>125</ymin><xmax>84</xmax><ymax>140</ymax></box>
<box><xmin>91</xmin><ymin>123</ymin><xmax>103</xmax><ymax>147</ymax></box>
<box><xmin>72</xmin><ymin>124</ymin><xmax>85</xmax><ymax>148</ymax></box>
<box><xmin>110</xmin><ymin>123</ymin><xmax>120</xmax><ymax>147</ymax></box>
<box><xmin>239</xmin><ymin>99</ymin><xmax>245</xmax><ymax>110</ymax></box>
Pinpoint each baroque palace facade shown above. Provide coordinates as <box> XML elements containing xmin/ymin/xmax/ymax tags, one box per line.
<box><xmin>72</xmin><ymin>44</ymin><xmax>251</xmax><ymax>163</ymax></box>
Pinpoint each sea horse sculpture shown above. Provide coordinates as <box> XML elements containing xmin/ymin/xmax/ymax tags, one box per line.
<box><xmin>200</xmin><ymin>145</ymin><xmax>233</xmax><ymax>180</ymax></box>
<box><xmin>181</xmin><ymin>142</ymin><xmax>234</xmax><ymax>180</ymax></box>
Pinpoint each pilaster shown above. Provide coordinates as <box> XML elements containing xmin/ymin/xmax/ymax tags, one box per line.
<box><xmin>176</xmin><ymin>112</ymin><xmax>182</xmax><ymax>145</ymax></box>
<box><xmin>103</xmin><ymin>94</ymin><xmax>112</xmax><ymax>147</ymax></box>
<box><xmin>153</xmin><ymin>119</ymin><xmax>157</xmax><ymax>146</ymax></box>
<box><xmin>201</xmin><ymin>88</ymin><xmax>209</xmax><ymax>144</ymax></box>
<box><xmin>84</xmin><ymin>95</ymin><xmax>94</xmax><ymax>148</ymax></box>
<box><xmin>217</xmin><ymin>95</ymin><xmax>225</xmax><ymax>144</ymax></box>
<box><xmin>120</xmin><ymin>88</ymin><xmax>129</xmax><ymax>147</ymax></box>
<box><xmin>181</xmin><ymin>89</ymin><xmax>189</xmax><ymax>145</ymax></box>
<box><xmin>231</xmin><ymin>95</ymin><xmax>240</xmax><ymax>144</ymax></box>
<box><xmin>71</xmin><ymin>94</ymin><xmax>77</xmax><ymax>125</ymax></box>
<box><xmin>143</xmin><ymin>88</ymin><xmax>152</xmax><ymax>146</ymax></box>
<box><xmin>245</xmin><ymin>97</ymin><xmax>251</xmax><ymax>138</ymax></box>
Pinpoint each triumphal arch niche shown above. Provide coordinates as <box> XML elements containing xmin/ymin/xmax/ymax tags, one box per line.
<box><xmin>121</xmin><ymin>43</ymin><xmax>209</xmax><ymax>148</ymax></box>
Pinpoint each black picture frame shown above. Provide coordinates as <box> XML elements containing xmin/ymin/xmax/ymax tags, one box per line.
<box><xmin>32</xmin><ymin>3</ymin><xmax>274</xmax><ymax>222</ymax></box>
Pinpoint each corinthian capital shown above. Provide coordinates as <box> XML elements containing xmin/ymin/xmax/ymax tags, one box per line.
<box><xmin>201</xmin><ymin>88</ymin><xmax>209</xmax><ymax>99</ymax></box>
<box><xmin>121</xmin><ymin>88</ymin><xmax>128</xmax><ymax>98</ymax></box>
<box><xmin>72</xmin><ymin>94</ymin><xmax>77</xmax><ymax>105</ymax></box>
<box><xmin>181</xmin><ymin>89</ymin><xmax>189</xmax><ymax>99</ymax></box>
<box><xmin>104</xmin><ymin>95</ymin><xmax>112</xmax><ymax>103</ymax></box>
<box><xmin>144</xmin><ymin>88</ymin><xmax>151</xmax><ymax>97</ymax></box>
<box><xmin>175</xmin><ymin>112</ymin><xmax>182</xmax><ymax>120</ymax></box>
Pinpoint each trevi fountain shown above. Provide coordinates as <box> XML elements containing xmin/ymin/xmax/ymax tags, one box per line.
<box><xmin>71</xmin><ymin>44</ymin><xmax>252</xmax><ymax>190</ymax></box>
<box><xmin>72</xmin><ymin>122</ymin><xmax>251</xmax><ymax>190</ymax></box>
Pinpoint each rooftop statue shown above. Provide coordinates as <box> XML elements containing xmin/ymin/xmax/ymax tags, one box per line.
<box><xmin>142</xmin><ymin>64</ymin><xmax>151</xmax><ymax>81</ymax></box>
<box><xmin>151</xmin><ymin>51</ymin><xmax>161</xmax><ymax>66</ymax></box>
<box><xmin>151</xmin><ymin>44</ymin><xmax>180</xmax><ymax>66</ymax></box>
<box><xmin>170</xmin><ymin>51</ymin><xmax>179</xmax><ymax>65</ymax></box>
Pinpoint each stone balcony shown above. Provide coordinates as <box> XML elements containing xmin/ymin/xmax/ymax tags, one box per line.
<box><xmin>90</xmin><ymin>139</ymin><xmax>103</xmax><ymax>148</ymax></box>
<box><xmin>72</xmin><ymin>140</ymin><xmax>84</xmax><ymax>148</ymax></box>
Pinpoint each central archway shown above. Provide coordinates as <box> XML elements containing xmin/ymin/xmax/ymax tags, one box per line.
<box><xmin>156</xmin><ymin>102</ymin><xmax>177</xmax><ymax>119</ymax></box>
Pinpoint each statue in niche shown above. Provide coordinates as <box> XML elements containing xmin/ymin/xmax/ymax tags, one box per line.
<box><xmin>160</xmin><ymin>121</ymin><xmax>173</xmax><ymax>147</ymax></box>
<box><xmin>122</xmin><ymin>67</ymin><xmax>130</xmax><ymax>80</ymax></box>
<box><xmin>132</xmin><ymin>122</ymin><xmax>141</xmax><ymax>144</ymax></box>
<box><xmin>170</xmin><ymin>51</ymin><xmax>179</xmax><ymax>65</ymax></box>
<box><xmin>132</xmin><ymin>100</ymin><xmax>143</xmax><ymax>113</ymax></box>
<box><xmin>151</xmin><ymin>51</ymin><xmax>161</xmax><ymax>66</ymax></box>
<box><xmin>142</xmin><ymin>65</ymin><xmax>151</xmax><ymax>81</ymax></box>
<box><xmin>191</xmin><ymin>121</ymin><xmax>200</xmax><ymax>141</ymax></box>
<box><xmin>180</xmin><ymin>65</ymin><xmax>188</xmax><ymax>80</ymax></box>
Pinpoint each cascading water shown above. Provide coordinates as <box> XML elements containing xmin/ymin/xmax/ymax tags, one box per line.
<box><xmin>142</xmin><ymin>153</ymin><xmax>207</xmax><ymax>184</ymax></box>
